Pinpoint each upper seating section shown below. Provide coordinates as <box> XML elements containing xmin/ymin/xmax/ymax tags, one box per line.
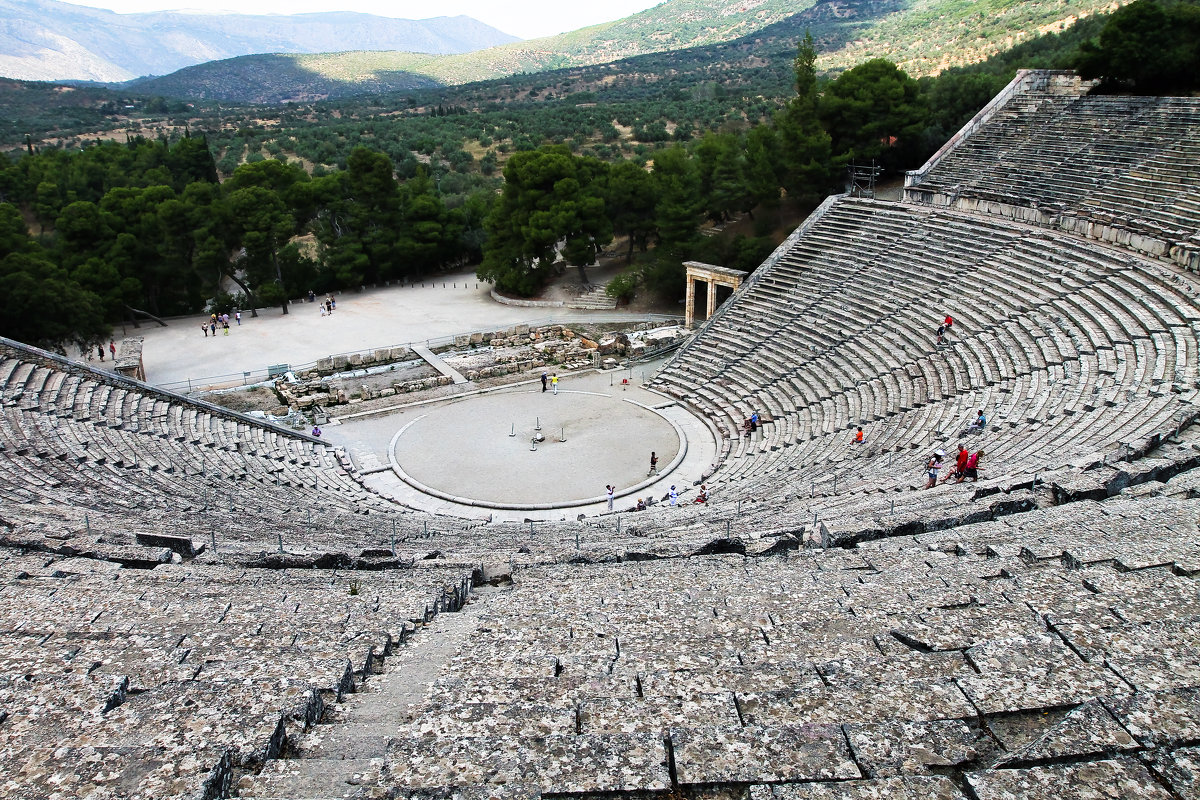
<box><xmin>904</xmin><ymin>70</ymin><xmax>1200</xmax><ymax>270</ymax></box>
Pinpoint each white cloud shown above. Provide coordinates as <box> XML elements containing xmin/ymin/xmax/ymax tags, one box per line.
<box><xmin>63</xmin><ymin>0</ymin><xmax>665</xmax><ymax>39</ymax></box>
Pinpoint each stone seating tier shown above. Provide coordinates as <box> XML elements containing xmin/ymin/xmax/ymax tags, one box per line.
<box><xmin>906</xmin><ymin>80</ymin><xmax>1200</xmax><ymax>269</ymax></box>
<box><xmin>655</xmin><ymin>197</ymin><xmax>1198</xmax><ymax>502</ymax></box>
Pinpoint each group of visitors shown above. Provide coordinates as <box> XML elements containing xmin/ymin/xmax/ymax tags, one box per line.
<box><xmin>540</xmin><ymin>372</ymin><xmax>559</xmax><ymax>394</ymax></box>
<box><xmin>202</xmin><ymin>312</ymin><xmax>240</xmax><ymax>337</ymax></box>
<box><xmin>936</xmin><ymin>313</ymin><xmax>954</xmax><ymax>345</ymax></box>
<box><xmin>925</xmin><ymin>444</ymin><xmax>983</xmax><ymax>488</ymax></box>
<box><xmin>91</xmin><ymin>340</ymin><xmax>117</xmax><ymax>362</ymax></box>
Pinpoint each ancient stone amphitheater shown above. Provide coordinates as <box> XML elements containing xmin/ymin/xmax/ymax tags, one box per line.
<box><xmin>3</xmin><ymin>70</ymin><xmax>1200</xmax><ymax>799</ymax></box>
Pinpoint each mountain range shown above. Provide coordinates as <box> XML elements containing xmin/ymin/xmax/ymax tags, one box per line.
<box><xmin>128</xmin><ymin>0</ymin><xmax>1123</xmax><ymax>104</ymax></box>
<box><xmin>0</xmin><ymin>0</ymin><xmax>518</xmax><ymax>82</ymax></box>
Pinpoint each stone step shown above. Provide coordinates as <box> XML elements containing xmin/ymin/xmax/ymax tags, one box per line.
<box><xmin>236</xmin><ymin>756</ymin><xmax>383</xmax><ymax>799</ymax></box>
<box><xmin>241</xmin><ymin>587</ymin><xmax>503</xmax><ymax>797</ymax></box>
<box><xmin>566</xmin><ymin>286</ymin><xmax>618</xmax><ymax>310</ymax></box>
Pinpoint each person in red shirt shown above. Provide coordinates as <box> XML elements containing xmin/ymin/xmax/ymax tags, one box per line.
<box><xmin>853</xmin><ymin>426</ymin><xmax>864</xmax><ymax>444</ymax></box>
<box><xmin>953</xmin><ymin>444</ymin><xmax>970</xmax><ymax>482</ymax></box>
<box><xmin>963</xmin><ymin>450</ymin><xmax>982</xmax><ymax>481</ymax></box>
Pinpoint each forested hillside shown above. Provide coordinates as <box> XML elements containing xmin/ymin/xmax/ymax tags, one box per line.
<box><xmin>1</xmin><ymin>0</ymin><xmax>1196</xmax><ymax>353</ymax></box>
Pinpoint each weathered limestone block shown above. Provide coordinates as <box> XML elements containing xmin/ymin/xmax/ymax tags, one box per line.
<box><xmin>348</xmin><ymin>354</ymin><xmax>363</xmax><ymax>367</ymax></box>
<box><xmin>331</xmin><ymin>355</ymin><xmax>349</xmax><ymax>370</ymax></box>
<box><xmin>374</xmin><ymin>349</ymin><xmax>391</xmax><ymax>363</ymax></box>
<box><xmin>379</xmin><ymin>388</ymin><xmax>396</xmax><ymax>398</ymax></box>
<box><xmin>316</xmin><ymin>358</ymin><xmax>333</xmax><ymax>373</ymax></box>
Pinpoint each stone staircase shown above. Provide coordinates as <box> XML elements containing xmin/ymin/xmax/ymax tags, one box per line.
<box><xmin>237</xmin><ymin>585</ymin><xmax>502</xmax><ymax>799</ymax></box>
<box><xmin>566</xmin><ymin>284</ymin><xmax>618</xmax><ymax>310</ymax></box>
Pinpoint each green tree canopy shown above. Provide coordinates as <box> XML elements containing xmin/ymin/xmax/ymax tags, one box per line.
<box><xmin>479</xmin><ymin>145</ymin><xmax>611</xmax><ymax>295</ymax></box>
<box><xmin>0</xmin><ymin>202</ymin><xmax>107</xmax><ymax>351</ymax></box>
<box><xmin>1074</xmin><ymin>0</ymin><xmax>1200</xmax><ymax>94</ymax></box>
<box><xmin>818</xmin><ymin>58</ymin><xmax>926</xmax><ymax>175</ymax></box>
<box><xmin>775</xmin><ymin>31</ymin><xmax>834</xmax><ymax>203</ymax></box>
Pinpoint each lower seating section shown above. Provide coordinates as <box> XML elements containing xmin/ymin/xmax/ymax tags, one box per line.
<box><xmin>0</xmin><ymin>338</ymin><xmax>436</xmax><ymax>554</ymax></box>
<box><xmin>0</xmin><ymin>554</ymin><xmax>472</xmax><ymax>798</ymax></box>
<box><xmin>653</xmin><ymin>196</ymin><xmax>1200</xmax><ymax>502</ymax></box>
<box><xmin>361</xmin><ymin>486</ymin><xmax>1200</xmax><ymax>794</ymax></box>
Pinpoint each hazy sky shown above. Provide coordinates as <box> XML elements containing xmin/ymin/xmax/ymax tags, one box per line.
<box><xmin>64</xmin><ymin>0</ymin><xmax>666</xmax><ymax>39</ymax></box>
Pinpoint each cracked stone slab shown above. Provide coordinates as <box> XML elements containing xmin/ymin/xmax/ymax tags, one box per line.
<box><xmin>386</xmin><ymin>733</ymin><xmax>669</xmax><ymax>791</ymax></box>
<box><xmin>405</xmin><ymin>702</ymin><xmax>575</xmax><ymax>738</ymax></box>
<box><xmin>670</xmin><ymin>723</ymin><xmax>860</xmax><ymax>784</ymax></box>
<box><xmin>735</xmin><ymin>677</ymin><xmax>974</xmax><ymax>726</ymax></box>
<box><xmin>578</xmin><ymin>693</ymin><xmax>740</xmax><ymax>733</ymax></box>
<box><xmin>1147</xmin><ymin>745</ymin><xmax>1200</xmax><ymax>800</ymax></box>
<box><xmin>1058</xmin><ymin>619</ymin><xmax>1200</xmax><ymax>692</ymax></box>
<box><xmin>996</xmin><ymin>699</ymin><xmax>1139</xmax><ymax>765</ymax></box>
<box><xmin>749</xmin><ymin>775</ymin><xmax>965</xmax><ymax>799</ymax></box>
<box><xmin>845</xmin><ymin>718</ymin><xmax>986</xmax><ymax>777</ymax></box>
<box><xmin>890</xmin><ymin>602</ymin><xmax>1043</xmax><ymax>651</ymax></box>
<box><xmin>1104</xmin><ymin>688</ymin><xmax>1200</xmax><ymax>747</ymax></box>
<box><xmin>957</xmin><ymin>634</ymin><xmax>1131</xmax><ymax>714</ymax></box>
<box><xmin>966</xmin><ymin>757</ymin><xmax>1174</xmax><ymax>799</ymax></box>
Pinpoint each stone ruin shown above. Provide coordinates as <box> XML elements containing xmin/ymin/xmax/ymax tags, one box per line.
<box><xmin>275</xmin><ymin>321</ymin><xmax>686</xmax><ymax>410</ymax></box>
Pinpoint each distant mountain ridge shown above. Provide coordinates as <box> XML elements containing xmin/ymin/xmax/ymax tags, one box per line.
<box><xmin>0</xmin><ymin>0</ymin><xmax>519</xmax><ymax>82</ymax></box>
<box><xmin>129</xmin><ymin>0</ymin><xmax>1123</xmax><ymax>105</ymax></box>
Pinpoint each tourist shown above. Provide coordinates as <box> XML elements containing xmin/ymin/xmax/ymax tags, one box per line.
<box><xmin>312</xmin><ymin>425</ymin><xmax>322</xmax><ymax>438</ymax></box>
<box><xmin>606</xmin><ymin>484</ymin><xmax>614</xmax><ymax>511</ymax></box>
<box><xmin>541</xmin><ymin>372</ymin><xmax>548</xmax><ymax>393</ymax></box>
<box><xmin>750</xmin><ymin>411</ymin><xmax>759</xmax><ymax>427</ymax></box>
<box><xmin>330</xmin><ymin>297</ymin><xmax>336</xmax><ymax>311</ymax></box>
<box><xmin>97</xmin><ymin>344</ymin><xmax>104</xmax><ymax>361</ymax></box>
<box><xmin>551</xmin><ymin>374</ymin><xmax>559</xmax><ymax>395</ymax></box>
<box><xmin>201</xmin><ymin>323</ymin><xmax>209</xmax><ymax>337</ymax></box>
<box><xmin>964</xmin><ymin>450</ymin><xmax>982</xmax><ymax>481</ymax></box>
<box><xmin>636</xmin><ymin>498</ymin><xmax>646</xmax><ymax>511</ymax></box>
<box><xmin>925</xmin><ymin>449</ymin><xmax>944</xmax><ymax>489</ymax></box>
<box><xmin>222</xmin><ymin>319</ymin><xmax>230</xmax><ymax>336</ymax></box>
<box><xmin>109</xmin><ymin>340</ymin><xmax>116</xmax><ymax>360</ymax></box>
<box><xmin>695</xmin><ymin>484</ymin><xmax>708</xmax><ymax>504</ymax></box>
<box><xmin>936</xmin><ymin>323</ymin><xmax>946</xmax><ymax>345</ymax></box>
<box><xmin>648</xmin><ymin>451</ymin><xmax>658</xmax><ymax>476</ymax></box>
<box><xmin>952</xmin><ymin>444</ymin><xmax>969</xmax><ymax>482</ymax></box>
<box><xmin>853</xmin><ymin>426</ymin><xmax>864</xmax><ymax>445</ymax></box>
<box><xmin>210</xmin><ymin>321</ymin><xmax>217</xmax><ymax>337</ymax></box>
<box><xmin>969</xmin><ymin>409</ymin><xmax>987</xmax><ymax>432</ymax></box>
<box><xmin>944</xmin><ymin>313</ymin><xmax>954</xmax><ymax>330</ymax></box>
<box><xmin>235</xmin><ymin>311</ymin><xmax>241</xmax><ymax>326</ymax></box>
<box><xmin>669</xmin><ymin>485</ymin><xmax>678</xmax><ymax>505</ymax></box>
